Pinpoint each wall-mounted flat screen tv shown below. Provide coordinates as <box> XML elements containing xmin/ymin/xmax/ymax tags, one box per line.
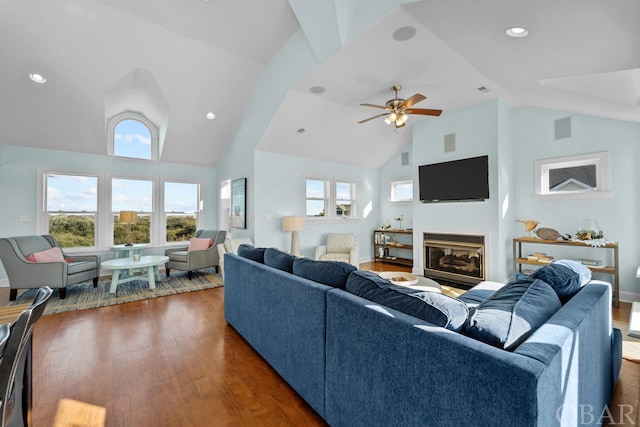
<box><xmin>419</xmin><ymin>155</ymin><xmax>489</xmax><ymax>203</ymax></box>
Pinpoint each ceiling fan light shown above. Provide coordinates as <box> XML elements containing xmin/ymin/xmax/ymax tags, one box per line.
<box><xmin>389</xmin><ymin>112</ymin><xmax>397</xmax><ymax>121</ymax></box>
<box><xmin>395</xmin><ymin>119</ymin><xmax>403</xmax><ymax>127</ymax></box>
<box><xmin>399</xmin><ymin>113</ymin><xmax>408</xmax><ymax>123</ymax></box>
<box><xmin>384</xmin><ymin>117</ymin><xmax>393</xmax><ymax>125</ymax></box>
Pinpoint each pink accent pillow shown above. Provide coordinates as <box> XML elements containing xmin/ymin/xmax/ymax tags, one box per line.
<box><xmin>27</xmin><ymin>247</ymin><xmax>66</xmax><ymax>263</ymax></box>
<box><xmin>188</xmin><ymin>238</ymin><xmax>213</xmax><ymax>252</ymax></box>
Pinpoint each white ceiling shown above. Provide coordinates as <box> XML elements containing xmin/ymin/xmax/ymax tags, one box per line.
<box><xmin>1</xmin><ymin>0</ymin><xmax>638</xmax><ymax>168</ymax></box>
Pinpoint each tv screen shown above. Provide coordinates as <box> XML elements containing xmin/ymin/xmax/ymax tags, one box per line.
<box><xmin>419</xmin><ymin>155</ymin><xmax>489</xmax><ymax>203</ymax></box>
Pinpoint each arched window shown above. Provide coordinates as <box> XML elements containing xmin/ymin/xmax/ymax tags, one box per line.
<box><xmin>107</xmin><ymin>112</ymin><xmax>158</xmax><ymax>161</ymax></box>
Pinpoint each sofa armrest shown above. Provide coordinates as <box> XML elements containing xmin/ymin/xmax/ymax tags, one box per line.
<box><xmin>314</xmin><ymin>245</ymin><xmax>327</xmax><ymax>260</ymax></box>
<box><xmin>348</xmin><ymin>246</ymin><xmax>357</xmax><ymax>266</ymax></box>
<box><xmin>165</xmin><ymin>246</ymin><xmax>189</xmax><ymax>255</ymax></box>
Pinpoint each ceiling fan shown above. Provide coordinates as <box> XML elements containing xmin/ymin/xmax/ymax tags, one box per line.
<box><xmin>358</xmin><ymin>85</ymin><xmax>442</xmax><ymax>128</ymax></box>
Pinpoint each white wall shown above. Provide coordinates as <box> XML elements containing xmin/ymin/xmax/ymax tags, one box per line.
<box><xmin>254</xmin><ymin>150</ymin><xmax>379</xmax><ymax>262</ymax></box>
<box><xmin>512</xmin><ymin>106</ymin><xmax>640</xmax><ymax>300</ymax></box>
<box><xmin>379</xmin><ymin>146</ymin><xmax>414</xmax><ymax>230</ymax></box>
<box><xmin>410</xmin><ymin>99</ymin><xmax>511</xmax><ymax>282</ymax></box>
<box><xmin>0</xmin><ymin>144</ymin><xmax>217</xmax><ymax>282</ymax></box>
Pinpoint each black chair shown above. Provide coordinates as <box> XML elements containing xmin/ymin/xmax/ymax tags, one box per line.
<box><xmin>0</xmin><ymin>286</ymin><xmax>53</xmax><ymax>427</ymax></box>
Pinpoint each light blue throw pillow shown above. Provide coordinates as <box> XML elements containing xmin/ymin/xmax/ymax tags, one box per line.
<box><xmin>465</xmin><ymin>278</ymin><xmax>561</xmax><ymax>351</ymax></box>
<box><xmin>552</xmin><ymin>259</ymin><xmax>592</xmax><ymax>286</ymax></box>
<box><xmin>345</xmin><ymin>270</ymin><xmax>468</xmax><ymax>331</ymax></box>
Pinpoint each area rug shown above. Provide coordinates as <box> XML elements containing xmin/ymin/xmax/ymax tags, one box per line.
<box><xmin>613</xmin><ymin>320</ymin><xmax>640</xmax><ymax>363</ymax></box>
<box><xmin>9</xmin><ymin>269</ymin><xmax>223</xmax><ymax>315</ymax></box>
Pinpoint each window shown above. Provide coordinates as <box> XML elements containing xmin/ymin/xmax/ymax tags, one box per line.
<box><xmin>336</xmin><ymin>181</ymin><xmax>356</xmax><ymax>219</ymax></box>
<box><xmin>39</xmin><ymin>169</ymin><xmax>204</xmax><ymax>249</ymax></box>
<box><xmin>165</xmin><ymin>182</ymin><xmax>198</xmax><ymax>242</ymax></box>
<box><xmin>535</xmin><ymin>152</ymin><xmax>612</xmax><ymax>199</ymax></box>
<box><xmin>306</xmin><ymin>178</ymin><xmax>329</xmax><ymax>218</ymax></box>
<box><xmin>112</xmin><ymin>178</ymin><xmax>153</xmax><ymax>244</ymax></box>
<box><xmin>390</xmin><ymin>178</ymin><xmax>413</xmax><ymax>202</ymax></box>
<box><xmin>107</xmin><ymin>112</ymin><xmax>159</xmax><ymax>161</ymax></box>
<box><xmin>305</xmin><ymin>177</ymin><xmax>358</xmax><ymax>220</ymax></box>
<box><xmin>45</xmin><ymin>173</ymin><xmax>98</xmax><ymax>248</ymax></box>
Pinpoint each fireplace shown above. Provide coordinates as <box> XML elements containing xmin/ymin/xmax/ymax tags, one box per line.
<box><xmin>423</xmin><ymin>232</ymin><xmax>485</xmax><ymax>287</ymax></box>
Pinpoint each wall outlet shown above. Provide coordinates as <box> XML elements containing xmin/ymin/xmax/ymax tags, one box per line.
<box><xmin>19</xmin><ymin>215</ymin><xmax>29</xmax><ymax>222</ymax></box>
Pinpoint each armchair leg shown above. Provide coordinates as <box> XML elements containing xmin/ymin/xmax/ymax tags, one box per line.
<box><xmin>93</xmin><ymin>277</ymin><xmax>99</xmax><ymax>287</ymax></box>
<box><xmin>59</xmin><ymin>288</ymin><xmax>67</xmax><ymax>299</ymax></box>
<box><xmin>9</xmin><ymin>289</ymin><xmax>17</xmax><ymax>301</ymax></box>
<box><xmin>166</xmin><ymin>267</ymin><xmax>170</xmax><ymax>278</ymax></box>
<box><xmin>188</xmin><ymin>271</ymin><xmax>193</xmax><ymax>280</ymax></box>
<box><xmin>215</xmin><ymin>265</ymin><xmax>219</xmax><ymax>273</ymax></box>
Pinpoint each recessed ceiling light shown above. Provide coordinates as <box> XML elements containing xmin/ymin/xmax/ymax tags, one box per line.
<box><xmin>206</xmin><ymin>112</ymin><xmax>216</xmax><ymax>120</ymax></box>
<box><xmin>296</xmin><ymin>128</ymin><xmax>306</xmax><ymax>134</ymax></box>
<box><xmin>309</xmin><ymin>86</ymin><xmax>325</xmax><ymax>94</ymax></box>
<box><xmin>29</xmin><ymin>72</ymin><xmax>47</xmax><ymax>84</ymax></box>
<box><xmin>505</xmin><ymin>27</ymin><xmax>528</xmax><ymax>38</ymax></box>
<box><xmin>392</xmin><ymin>26</ymin><xmax>417</xmax><ymax>41</ymax></box>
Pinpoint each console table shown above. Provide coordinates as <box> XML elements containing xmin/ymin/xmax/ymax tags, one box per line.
<box><xmin>513</xmin><ymin>237</ymin><xmax>619</xmax><ymax>307</ymax></box>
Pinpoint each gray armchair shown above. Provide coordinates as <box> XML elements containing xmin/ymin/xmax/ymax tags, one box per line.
<box><xmin>165</xmin><ymin>230</ymin><xmax>226</xmax><ymax>279</ymax></box>
<box><xmin>0</xmin><ymin>235</ymin><xmax>101</xmax><ymax>300</ymax></box>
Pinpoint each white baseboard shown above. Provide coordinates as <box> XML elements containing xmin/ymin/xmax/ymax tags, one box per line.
<box><xmin>619</xmin><ymin>290</ymin><xmax>640</xmax><ymax>304</ymax></box>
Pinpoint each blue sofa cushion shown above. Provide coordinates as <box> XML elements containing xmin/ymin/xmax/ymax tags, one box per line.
<box><xmin>465</xmin><ymin>278</ymin><xmax>561</xmax><ymax>351</ymax></box>
<box><xmin>264</xmin><ymin>248</ymin><xmax>296</xmax><ymax>273</ymax></box>
<box><xmin>237</xmin><ymin>244</ymin><xmax>265</xmax><ymax>264</ymax></box>
<box><xmin>552</xmin><ymin>259</ymin><xmax>592</xmax><ymax>286</ymax></box>
<box><xmin>531</xmin><ymin>262</ymin><xmax>582</xmax><ymax>303</ymax></box>
<box><xmin>292</xmin><ymin>258</ymin><xmax>356</xmax><ymax>290</ymax></box>
<box><xmin>345</xmin><ymin>270</ymin><xmax>468</xmax><ymax>331</ymax></box>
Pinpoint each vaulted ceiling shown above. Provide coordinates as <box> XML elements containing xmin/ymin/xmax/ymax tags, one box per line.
<box><xmin>1</xmin><ymin>0</ymin><xmax>638</xmax><ymax>168</ymax></box>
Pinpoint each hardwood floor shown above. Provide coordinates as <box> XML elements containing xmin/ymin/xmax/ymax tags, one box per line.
<box><xmin>1</xmin><ymin>264</ymin><xmax>638</xmax><ymax>426</ymax></box>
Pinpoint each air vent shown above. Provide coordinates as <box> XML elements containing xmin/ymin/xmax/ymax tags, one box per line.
<box><xmin>444</xmin><ymin>133</ymin><xmax>456</xmax><ymax>152</ymax></box>
<box><xmin>401</xmin><ymin>151</ymin><xmax>409</xmax><ymax>166</ymax></box>
<box><xmin>554</xmin><ymin>117</ymin><xmax>571</xmax><ymax>140</ymax></box>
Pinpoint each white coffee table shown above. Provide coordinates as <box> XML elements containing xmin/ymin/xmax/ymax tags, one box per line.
<box><xmin>102</xmin><ymin>255</ymin><xmax>169</xmax><ymax>293</ymax></box>
<box><xmin>111</xmin><ymin>243</ymin><xmax>147</xmax><ymax>258</ymax></box>
<box><xmin>378</xmin><ymin>271</ymin><xmax>441</xmax><ymax>293</ymax></box>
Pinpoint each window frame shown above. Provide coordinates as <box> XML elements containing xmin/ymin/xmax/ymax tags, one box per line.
<box><xmin>389</xmin><ymin>177</ymin><xmax>413</xmax><ymax>203</ymax></box>
<box><xmin>111</xmin><ymin>176</ymin><xmax>154</xmax><ymax>245</ymax></box>
<box><xmin>534</xmin><ymin>151</ymin><xmax>612</xmax><ymax>200</ymax></box>
<box><xmin>37</xmin><ymin>168</ymin><xmax>204</xmax><ymax>250</ymax></box>
<box><xmin>163</xmin><ymin>180</ymin><xmax>201</xmax><ymax>243</ymax></box>
<box><xmin>304</xmin><ymin>176</ymin><xmax>359</xmax><ymax>222</ymax></box>
<box><xmin>41</xmin><ymin>172</ymin><xmax>100</xmax><ymax>250</ymax></box>
<box><xmin>107</xmin><ymin>111</ymin><xmax>159</xmax><ymax>161</ymax></box>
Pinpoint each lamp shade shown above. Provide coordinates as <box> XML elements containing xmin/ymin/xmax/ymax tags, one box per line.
<box><xmin>119</xmin><ymin>211</ymin><xmax>138</xmax><ymax>224</ymax></box>
<box><xmin>282</xmin><ymin>216</ymin><xmax>304</xmax><ymax>232</ymax></box>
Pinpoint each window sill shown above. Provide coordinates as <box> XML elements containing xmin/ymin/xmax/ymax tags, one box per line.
<box><xmin>534</xmin><ymin>191</ymin><xmax>613</xmax><ymax>201</ymax></box>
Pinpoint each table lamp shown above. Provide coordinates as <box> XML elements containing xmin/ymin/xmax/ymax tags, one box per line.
<box><xmin>282</xmin><ymin>216</ymin><xmax>304</xmax><ymax>256</ymax></box>
<box><xmin>119</xmin><ymin>211</ymin><xmax>138</xmax><ymax>246</ymax></box>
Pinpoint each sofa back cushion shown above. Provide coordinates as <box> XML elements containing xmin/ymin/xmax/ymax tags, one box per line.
<box><xmin>345</xmin><ymin>270</ymin><xmax>468</xmax><ymax>331</ymax></box>
<box><xmin>237</xmin><ymin>244</ymin><xmax>266</xmax><ymax>264</ymax></box>
<box><xmin>326</xmin><ymin>233</ymin><xmax>356</xmax><ymax>253</ymax></box>
<box><xmin>12</xmin><ymin>236</ymin><xmax>53</xmax><ymax>257</ymax></box>
<box><xmin>531</xmin><ymin>262</ymin><xmax>585</xmax><ymax>303</ymax></box>
<box><xmin>264</xmin><ymin>248</ymin><xmax>296</xmax><ymax>273</ymax></box>
<box><xmin>464</xmin><ymin>278</ymin><xmax>561</xmax><ymax>351</ymax></box>
<box><xmin>292</xmin><ymin>258</ymin><xmax>356</xmax><ymax>289</ymax></box>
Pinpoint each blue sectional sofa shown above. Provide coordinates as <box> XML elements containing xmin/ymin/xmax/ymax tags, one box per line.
<box><xmin>224</xmin><ymin>251</ymin><xmax>622</xmax><ymax>427</ymax></box>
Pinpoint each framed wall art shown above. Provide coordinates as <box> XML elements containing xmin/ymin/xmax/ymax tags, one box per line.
<box><xmin>231</xmin><ymin>178</ymin><xmax>247</xmax><ymax>229</ymax></box>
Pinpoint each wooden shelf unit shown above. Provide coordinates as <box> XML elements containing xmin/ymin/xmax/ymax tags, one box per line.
<box><xmin>513</xmin><ymin>237</ymin><xmax>619</xmax><ymax>307</ymax></box>
<box><xmin>373</xmin><ymin>229</ymin><xmax>413</xmax><ymax>268</ymax></box>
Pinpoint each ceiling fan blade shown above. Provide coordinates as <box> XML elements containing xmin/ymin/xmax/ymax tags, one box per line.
<box><xmin>400</xmin><ymin>94</ymin><xmax>426</xmax><ymax>109</ymax></box>
<box><xmin>405</xmin><ymin>108</ymin><xmax>443</xmax><ymax>117</ymax></box>
<box><xmin>360</xmin><ymin>103</ymin><xmax>388</xmax><ymax>110</ymax></box>
<box><xmin>358</xmin><ymin>113</ymin><xmax>389</xmax><ymax>124</ymax></box>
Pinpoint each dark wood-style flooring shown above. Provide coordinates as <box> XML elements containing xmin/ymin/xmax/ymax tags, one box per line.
<box><xmin>2</xmin><ymin>262</ymin><xmax>638</xmax><ymax>426</ymax></box>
